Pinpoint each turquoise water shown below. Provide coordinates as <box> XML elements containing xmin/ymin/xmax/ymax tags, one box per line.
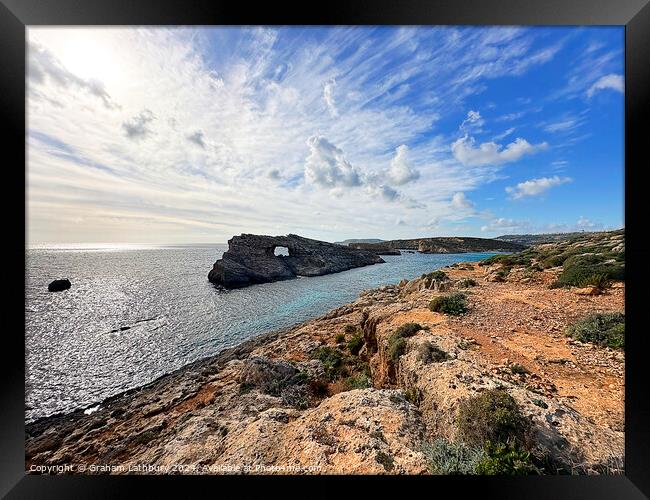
<box><xmin>25</xmin><ymin>244</ymin><xmax>495</xmax><ymax>422</ymax></box>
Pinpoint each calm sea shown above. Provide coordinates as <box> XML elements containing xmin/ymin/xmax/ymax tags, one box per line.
<box><xmin>25</xmin><ymin>244</ymin><xmax>495</xmax><ymax>422</ymax></box>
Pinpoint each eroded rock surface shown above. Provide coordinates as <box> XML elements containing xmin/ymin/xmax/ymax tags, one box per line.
<box><xmin>208</xmin><ymin>234</ymin><xmax>385</xmax><ymax>288</ymax></box>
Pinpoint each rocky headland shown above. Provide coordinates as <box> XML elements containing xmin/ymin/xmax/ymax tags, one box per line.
<box><xmin>351</xmin><ymin>236</ymin><xmax>526</xmax><ymax>254</ymax></box>
<box><xmin>208</xmin><ymin>234</ymin><xmax>385</xmax><ymax>288</ymax></box>
<box><xmin>26</xmin><ymin>230</ymin><xmax>625</xmax><ymax>475</ymax></box>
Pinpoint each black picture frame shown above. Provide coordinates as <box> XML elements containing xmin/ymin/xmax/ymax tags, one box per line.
<box><xmin>2</xmin><ymin>0</ymin><xmax>649</xmax><ymax>498</ymax></box>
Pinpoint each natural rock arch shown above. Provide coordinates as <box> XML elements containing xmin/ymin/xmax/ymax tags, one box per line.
<box><xmin>208</xmin><ymin>234</ymin><xmax>384</xmax><ymax>288</ymax></box>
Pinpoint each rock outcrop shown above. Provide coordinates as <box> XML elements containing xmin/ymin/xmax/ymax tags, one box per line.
<box><xmin>48</xmin><ymin>279</ymin><xmax>71</xmax><ymax>292</ymax></box>
<box><xmin>208</xmin><ymin>234</ymin><xmax>385</xmax><ymax>288</ymax></box>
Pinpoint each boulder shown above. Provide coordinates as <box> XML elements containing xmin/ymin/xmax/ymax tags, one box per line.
<box><xmin>48</xmin><ymin>279</ymin><xmax>71</xmax><ymax>292</ymax></box>
<box><xmin>208</xmin><ymin>234</ymin><xmax>385</xmax><ymax>288</ymax></box>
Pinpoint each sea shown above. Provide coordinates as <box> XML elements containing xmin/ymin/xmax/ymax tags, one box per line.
<box><xmin>25</xmin><ymin>243</ymin><xmax>496</xmax><ymax>423</ymax></box>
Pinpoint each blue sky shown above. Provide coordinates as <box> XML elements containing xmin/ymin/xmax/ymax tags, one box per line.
<box><xmin>27</xmin><ymin>26</ymin><xmax>624</xmax><ymax>244</ymax></box>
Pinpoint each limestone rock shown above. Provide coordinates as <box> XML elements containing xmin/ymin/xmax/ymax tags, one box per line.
<box><xmin>208</xmin><ymin>234</ymin><xmax>385</xmax><ymax>288</ymax></box>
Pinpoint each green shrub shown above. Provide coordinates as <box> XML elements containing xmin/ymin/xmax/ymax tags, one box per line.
<box><xmin>388</xmin><ymin>336</ymin><xmax>408</xmax><ymax>362</ymax></box>
<box><xmin>423</xmin><ymin>270</ymin><xmax>449</xmax><ymax>281</ymax></box>
<box><xmin>457</xmin><ymin>389</ymin><xmax>529</xmax><ymax>447</ymax></box>
<box><xmin>476</xmin><ymin>441</ymin><xmax>538</xmax><ymax>475</ymax></box>
<box><xmin>344</xmin><ymin>324</ymin><xmax>358</xmax><ymax>334</ymax></box>
<box><xmin>347</xmin><ymin>334</ymin><xmax>364</xmax><ymax>355</ymax></box>
<box><xmin>375</xmin><ymin>451</ymin><xmax>395</xmax><ymax>471</ymax></box>
<box><xmin>458</xmin><ymin>278</ymin><xmax>478</xmax><ymax>288</ymax></box>
<box><xmin>565</xmin><ymin>312</ymin><xmax>625</xmax><ymax>349</ymax></box>
<box><xmin>387</xmin><ymin>323</ymin><xmax>422</xmax><ymax>362</ymax></box>
<box><xmin>510</xmin><ymin>364</ymin><xmax>529</xmax><ymax>375</ymax></box>
<box><xmin>580</xmin><ymin>273</ymin><xmax>612</xmax><ymax>290</ymax></box>
<box><xmin>344</xmin><ymin>374</ymin><xmax>371</xmax><ymax>389</ymax></box>
<box><xmin>416</xmin><ymin>342</ymin><xmax>449</xmax><ymax>363</ymax></box>
<box><xmin>548</xmin><ymin>280</ymin><xmax>565</xmax><ymax>289</ymax></box>
<box><xmin>394</xmin><ymin>322</ymin><xmax>422</xmax><ymax>338</ymax></box>
<box><xmin>558</xmin><ymin>254</ymin><xmax>625</xmax><ymax>287</ymax></box>
<box><xmin>480</xmin><ymin>251</ymin><xmax>536</xmax><ymax>268</ymax></box>
<box><xmin>495</xmin><ymin>268</ymin><xmax>510</xmax><ymax>280</ymax></box>
<box><xmin>429</xmin><ymin>293</ymin><xmax>468</xmax><ymax>316</ymax></box>
<box><xmin>541</xmin><ymin>254</ymin><xmax>566</xmax><ymax>269</ymax></box>
<box><xmin>479</xmin><ymin>254</ymin><xmax>508</xmax><ymax>266</ymax></box>
<box><xmin>310</xmin><ymin>346</ymin><xmax>345</xmax><ymax>380</ymax></box>
<box><xmin>405</xmin><ymin>386</ymin><xmax>423</xmax><ymax>406</ymax></box>
<box><xmin>421</xmin><ymin>438</ymin><xmax>485</xmax><ymax>475</ymax></box>
<box><xmin>335</xmin><ymin>333</ymin><xmax>345</xmax><ymax>344</ymax></box>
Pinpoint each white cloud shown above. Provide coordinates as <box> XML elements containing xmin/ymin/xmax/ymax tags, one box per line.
<box><xmin>122</xmin><ymin>109</ymin><xmax>155</xmax><ymax>140</ymax></box>
<box><xmin>304</xmin><ymin>135</ymin><xmax>362</xmax><ymax>189</ymax></box>
<box><xmin>323</xmin><ymin>78</ymin><xmax>338</xmax><ymax>117</ymax></box>
<box><xmin>587</xmin><ymin>74</ymin><xmax>624</xmax><ymax>98</ymax></box>
<box><xmin>451</xmin><ymin>135</ymin><xmax>548</xmax><ymax>166</ymax></box>
<box><xmin>506</xmin><ymin>175</ymin><xmax>572</xmax><ymax>199</ymax></box>
<box><xmin>492</xmin><ymin>127</ymin><xmax>515</xmax><ymax>141</ymax></box>
<box><xmin>576</xmin><ymin>216</ymin><xmax>603</xmax><ymax>230</ymax></box>
<box><xmin>451</xmin><ymin>192</ymin><xmax>474</xmax><ymax>209</ymax></box>
<box><xmin>25</xmin><ymin>27</ymin><xmax>616</xmax><ymax>244</ymax></box>
<box><xmin>496</xmin><ymin>111</ymin><xmax>525</xmax><ymax>122</ymax></box>
<box><xmin>387</xmin><ymin>145</ymin><xmax>419</xmax><ymax>185</ymax></box>
<box><xmin>460</xmin><ymin>110</ymin><xmax>484</xmax><ymax>132</ymax></box>
<box><xmin>481</xmin><ymin>217</ymin><xmax>530</xmax><ymax>233</ymax></box>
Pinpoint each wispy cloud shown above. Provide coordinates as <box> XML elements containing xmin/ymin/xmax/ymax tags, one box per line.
<box><xmin>506</xmin><ymin>175</ymin><xmax>572</xmax><ymax>199</ymax></box>
<box><xmin>587</xmin><ymin>74</ymin><xmax>624</xmax><ymax>98</ymax></box>
<box><xmin>323</xmin><ymin>78</ymin><xmax>338</xmax><ymax>117</ymax></box>
<box><xmin>25</xmin><ymin>26</ymin><xmax>622</xmax><ymax>243</ymax></box>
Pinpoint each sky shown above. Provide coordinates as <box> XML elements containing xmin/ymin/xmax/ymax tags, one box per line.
<box><xmin>26</xmin><ymin>26</ymin><xmax>624</xmax><ymax>245</ymax></box>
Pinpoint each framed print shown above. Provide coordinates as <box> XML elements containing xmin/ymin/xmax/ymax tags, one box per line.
<box><xmin>1</xmin><ymin>0</ymin><xmax>649</xmax><ymax>498</ymax></box>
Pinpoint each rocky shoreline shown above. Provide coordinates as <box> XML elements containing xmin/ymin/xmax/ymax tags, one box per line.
<box><xmin>26</xmin><ymin>245</ymin><xmax>625</xmax><ymax>475</ymax></box>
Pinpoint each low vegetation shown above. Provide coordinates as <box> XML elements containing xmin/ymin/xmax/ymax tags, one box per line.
<box><xmin>556</xmin><ymin>255</ymin><xmax>624</xmax><ymax>288</ymax></box>
<box><xmin>457</xmin><ymin>389</ymin><xmax>530</xmax><ymax>447</ymax></box>
<box><xmin>475</xmin><ymin>441</ymin><xmax>538</xmax><ymax>475</ymax></box>
<box><xmin>416</xmin><ymin>342</ymin><xmax>449</xmax><ymax>363</ymax></box>
<box><xmin>510</xmin><ymin>363</ymin><xmax>529</xmax><ymax>375</ymax></box>
<box><xmin>387</xmin><ymin>322</ymin><xmax>422</xmax><ymax>362</ymax></box>
<box><xmin>310</xmin><ymin>346</ymin><xmax>345</xmax><ymax>380</ymax></box>
<box><xmin>404</xmin><ymin>386</ymin><xmax>423</xmax><ymax>406</ymax></box>
<box><xmin>429</xmin><ymin>293</ymin><xmax>468</xmax><ymax>316</ymax></box>
<box><xmin>343</xmin><ymin>373</ymin><xmax>371</xmax><ymax>390</ymax></box>
<box><xmin>421</xmin><ymin>438</ymin><xmax>485</xmax><ymax>475</ymax></box>
<box><xmin>565</xmin><ymin>312</ymin><xmax>625</xmax><ymax>349</ymax></box>
<box><xmin>457</xmin><ymin>278</ymin><xmax>478</xmax><ymax>288</ymax></box>
<box><xmin>480</xmin><ymin>230</ymin><xmax>625</xmax><ymax>290</ymax></box>
<box><xmin>422</xmin><ymin>270</ymin><xmax>449</xmax><ymax>281</ymax></box>
<box><xmin>421</xmin><ymin>437</ymin><xmax>537</xmax><ymax>475</ymax></box>
<box><xmin>347</xmin><ymin>334</ymin><xmax>364</xmax><ymax>355</ymax></box>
